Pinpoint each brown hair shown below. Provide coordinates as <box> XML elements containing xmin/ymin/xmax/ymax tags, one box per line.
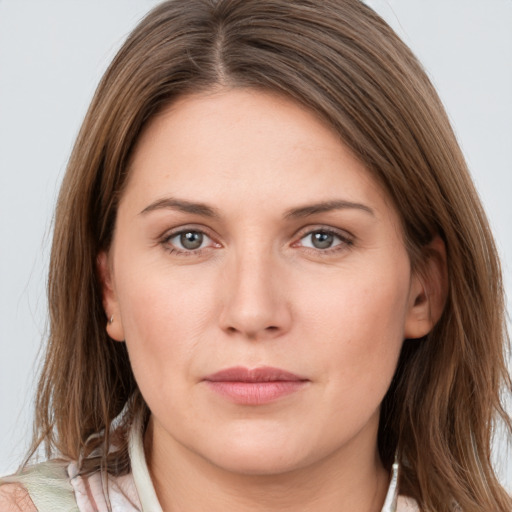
<box><xmin>30</xmin><ymin>0</ymin><xmax>511</xmax><ymax>510</ymax></box>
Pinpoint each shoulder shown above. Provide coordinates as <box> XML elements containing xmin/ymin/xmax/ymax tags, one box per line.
<box><xmin>0</xmin><ymin>483</ymin><xmax>37</xmax><ymax>511</ymax></box>
<box><xmin>397</xmin><ymin>495</ymin><xmax>420</xmax><ymax>511</ymax></box>
<box><xmin>0</xmin><ymin>460</ymin><xmax>78</xmax><ymax>512</ymax></box>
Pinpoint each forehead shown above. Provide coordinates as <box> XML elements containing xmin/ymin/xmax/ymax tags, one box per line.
<box><xmin>122</xmin><ymin>88</ymin><xmax>396</xmax><ymax>223</ymax></box>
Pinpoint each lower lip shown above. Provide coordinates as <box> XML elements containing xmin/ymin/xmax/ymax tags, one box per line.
<box><xmin>205</xmin><ymin>381</ymin><xmax>308</xmax><ymax>405</ymax></box>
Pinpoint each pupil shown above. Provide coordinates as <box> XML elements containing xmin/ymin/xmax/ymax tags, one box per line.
<box><xmin>312</xmin><ymin>231</ymin><xmax>333</xmax><ymax>249</ymax></box>
<box><xmin>181</xmin><ymin>231</ymin><xmax>203</xmax><ymax>250</ymax></box>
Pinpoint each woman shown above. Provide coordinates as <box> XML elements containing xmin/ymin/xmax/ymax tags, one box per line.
<box><xmin>1</xmin><ymin>0</ymin><xmax>510</xmax><ymax>510</ymax></box>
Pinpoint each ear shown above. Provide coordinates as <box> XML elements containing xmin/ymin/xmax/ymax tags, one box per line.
<box><xmin>404</xmin><ymin>236</ymin><xmax>448</xmax><ymax>340</ymax></box>
<box><xmin>97</xmin><ymin>251</ymin><xmax>125</xmax><ymax>342</ymax></box>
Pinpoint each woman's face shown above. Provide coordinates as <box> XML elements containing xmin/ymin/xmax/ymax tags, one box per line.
<box><xmin>100</xmin><ymin>89</ymin><xmax>431</xmax><ymax>475</ymax></box>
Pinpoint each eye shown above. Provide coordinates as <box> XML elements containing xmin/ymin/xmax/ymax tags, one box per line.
<box><xmin>298</xmin><ymin>229</ymin><xmax>351</xmax><ymax>251</ymax></box>
<box><xmin>165</xmin><ymin>229</ymin><xmax>215</xmax><ymax>252</ymax></box>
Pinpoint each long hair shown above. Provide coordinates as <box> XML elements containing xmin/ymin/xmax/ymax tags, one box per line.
<box><xmin>31</xmin><ymin>1</ymin><xmax>511</xmax><ymax>510</ymax></box>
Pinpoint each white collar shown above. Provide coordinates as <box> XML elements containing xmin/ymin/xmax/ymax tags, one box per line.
<box><xmin>128</xmin><ymin>413</ymin><xmax>163</xmax><ymax>512</ymax></box>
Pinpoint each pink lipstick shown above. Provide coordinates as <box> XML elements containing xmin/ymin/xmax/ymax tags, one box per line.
<box><xmin>203</xmin><ymin>366</ymin><xmax>309</xmax><ymax>405</ymax></box>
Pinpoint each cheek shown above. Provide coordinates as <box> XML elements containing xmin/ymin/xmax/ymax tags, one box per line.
<box><xmin>114</xmin><ymin>261</ymin><xmax>219</xmax><ymax>385</ymax></box>
<box><xmin>296</xmin><ymin>261</ymin><xmax>410</xmax><ymax>395</ymax></box>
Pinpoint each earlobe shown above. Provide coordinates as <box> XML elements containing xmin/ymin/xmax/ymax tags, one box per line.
<box><xmin>96</xmin><ymin>251</ymin><xmax>125</xmax><ymax>342</ymax></box>
<box><xmin>404</xmin><ymin>236</ymin><xmax>448</xmax><ymax>339</ymax></box>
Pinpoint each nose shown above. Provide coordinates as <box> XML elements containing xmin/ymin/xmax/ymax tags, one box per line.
<box><xmin>218</xmin><ymin>249</ymin><xmax>292</xmax><ymax>340</ymax></box>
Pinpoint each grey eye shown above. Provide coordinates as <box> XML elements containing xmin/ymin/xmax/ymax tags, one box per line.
<box><xmin>299</xmin><ymin>230</ymin><xmax>345</xmax><ymax>250</ymax></box>
<box><xmin>179</xmin><ymin>231</ymin><xmax>204</xmax><ymax>250</ymax></box>
<box><xmin>166</xmin><ymin>230</ymin><xmax>211</xmax><ymax>251</ymax></box>
<box><xmin>310</xmin><ymin>231</ymin><xmax>334</xmax><ymax>249</ymax></box>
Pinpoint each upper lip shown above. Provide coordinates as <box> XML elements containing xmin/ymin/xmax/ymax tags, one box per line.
<box><xmin>204</xmin><ymin>366</ymin><xmax>307</xmax><ymax>382</ymax></box>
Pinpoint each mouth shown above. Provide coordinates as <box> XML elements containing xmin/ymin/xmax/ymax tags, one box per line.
<box><xmin>203</xmin><ymin>366</ymin><xmax>309</xmax><ymax>405</ymax></box>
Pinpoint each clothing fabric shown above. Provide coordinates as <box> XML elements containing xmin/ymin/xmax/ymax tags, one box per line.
<box><xmin>1</xmin><ymin>415</ymin><xmax>419</xmax><ymax>512</ymax></box>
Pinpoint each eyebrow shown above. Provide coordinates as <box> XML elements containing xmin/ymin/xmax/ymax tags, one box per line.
<box><xmin>139</xmin><ymin>197</ymin><xmax>374</xmax><ymax>219</ymax></box>
<box><xmin>283</xmin><ymin>200</ymin><xmax>375</xmax><ymax>219</ymax></box>
<box><xmin>140</xmin><ymin>197</ymin><xmax>220</xmax><ymax>217</ymax></box>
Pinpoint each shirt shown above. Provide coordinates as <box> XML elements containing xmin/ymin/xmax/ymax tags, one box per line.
<box><xmin>0</xmin><ymin>415</ymin><xmax>419</xmax><ymax>511</ymax></box>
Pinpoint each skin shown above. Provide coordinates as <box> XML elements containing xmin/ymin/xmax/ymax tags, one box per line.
<box><xmin>99</xmin><ymin>88</ymin><xmax>443</xmax><ymax>512</ymax></box>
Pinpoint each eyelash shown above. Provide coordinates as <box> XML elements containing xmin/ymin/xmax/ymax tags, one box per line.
<box><xmin>160</xmin><ymin>226</ymin><xmax>354</xmax><ymax>256</ymax></box>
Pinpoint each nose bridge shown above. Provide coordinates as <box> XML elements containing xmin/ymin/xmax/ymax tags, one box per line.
<box><xmin>219</xmin><ymin>241</ymin><xmax>290</xmax><ymax>338</ymax></box>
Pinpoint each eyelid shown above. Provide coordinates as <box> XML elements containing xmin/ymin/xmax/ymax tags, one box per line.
<box><xmin>293</xmin><ymin>224</ymin><xmax>354</xmax><ymax>241</ymax></box>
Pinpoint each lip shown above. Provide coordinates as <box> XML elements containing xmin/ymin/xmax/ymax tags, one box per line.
<box><xmin>203</xmin><ymin>366</ymin><xmax>309</xmax><ymax>405</ymax></box>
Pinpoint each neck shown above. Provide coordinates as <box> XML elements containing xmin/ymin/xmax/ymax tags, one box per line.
<box><xmin>145</xmin><ymin>416</ymin><xmax>390</xmax><ymax>512</ymax></box>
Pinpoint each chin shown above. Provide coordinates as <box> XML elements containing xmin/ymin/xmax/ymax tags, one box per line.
<box><xmin>194</xmin><ymin>430</ymin><xmax>320</xmax><ymax>477</ymax></box>
<box><xmin>210</xmin><ymin>448</ymin><xmax>305</xmax><ymax>476</ymax></box>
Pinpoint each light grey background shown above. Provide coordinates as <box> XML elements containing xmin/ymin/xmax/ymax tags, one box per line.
<box><xmin>1</xmin><ymin>0</ymin><xmax>511</xmax><ymax>488</ymax></box>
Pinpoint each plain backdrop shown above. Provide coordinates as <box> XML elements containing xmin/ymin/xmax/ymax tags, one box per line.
<box><xmin>1</xmin><ymin>0</ymin><xmax>511</xmax><ymax>488</ymax></box>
